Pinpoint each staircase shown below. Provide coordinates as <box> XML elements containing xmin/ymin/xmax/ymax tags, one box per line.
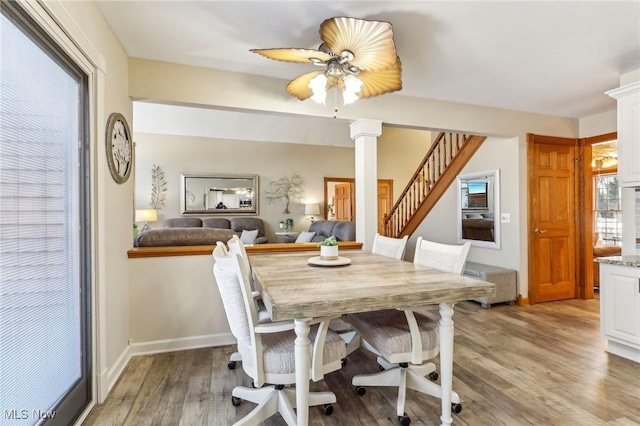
<box><xmin>384</xmin><ymin>132</ymin><xmax>486</xmax><ymax>238</ymax></box>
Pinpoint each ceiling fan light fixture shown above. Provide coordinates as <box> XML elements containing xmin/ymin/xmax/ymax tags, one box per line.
<box><xmin>308</xmin><ymin>74</ymin><xmax>328</xmax><ymax>104</ymax></box>
<box><xmin>343</xmin><ymin>75</ymin><xmax>363</xmax><ymax>105</ymax></box>
<box><xmin>252</xmin><ymin>16</ymin><xmax>401</xmax><ymax>110</ymax></box>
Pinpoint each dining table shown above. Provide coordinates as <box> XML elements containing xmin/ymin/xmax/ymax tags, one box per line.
<box><xmin>250</xmin><ymin>250</ymin><xmax>495</xmax><ymax>426</ymax></box>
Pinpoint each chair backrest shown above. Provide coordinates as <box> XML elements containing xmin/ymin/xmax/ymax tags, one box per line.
<box><xmin>227</xmin><ymin>234</ymin><xmax>250</xmax><ymax>271</ymax></box>
<box><xmin>372</xmin><ymin>233</ymin><xmax>409</xmax><ymax>260</ymax></box>
<box><xmin>413</xmin><ymin>237</ymin><xmax>471</xmax><ymax>275</ymax></box>
<box><xmin>212</xmin><ymin>242</ymin><xmax>257</xmax><ymax>348</ymax></box>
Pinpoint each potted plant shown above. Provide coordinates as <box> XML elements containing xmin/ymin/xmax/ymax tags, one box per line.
<box><xmin>318</xmin><ymin>236</ymin><xmax>339</xmax><ymax>260</ymax></box>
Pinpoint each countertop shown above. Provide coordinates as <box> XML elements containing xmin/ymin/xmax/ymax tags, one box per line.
<box><xmin>595</xmin><ymin>255</ymin><xmax>640</xmax><ymax>267</ymax></box>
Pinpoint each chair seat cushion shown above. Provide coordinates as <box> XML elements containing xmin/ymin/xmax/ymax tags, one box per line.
<box><xmin>344</xmin><ymin>309</ymin><xmax>439</xmax><ymax>361</ymax></box>
<box><xmin>261</xmin><ymin>325</ymin><xmax>345</xmax><ymax>375</ymax></box>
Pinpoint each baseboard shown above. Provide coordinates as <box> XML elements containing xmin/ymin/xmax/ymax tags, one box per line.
<box><xmin>98</xmin><ymin>333</ymin><xmax>236</xmax><ymax>404</ymax></box>
<box><xmin>107</xmin><ymin>344</ymin><xmax>132</xmax><ymax>396</ymax></box>
<box><xmin>129</xmin><ymin>332</ymin><xmax>236</xmax><ymax>357</ymax></box>
<box><xmin>516</xmin><ymin>295</ymin><xmax>530</xmax><ymax>306</ymax></box>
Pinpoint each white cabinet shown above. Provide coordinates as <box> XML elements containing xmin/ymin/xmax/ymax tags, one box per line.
<box><xmin>607</xmin><ymin>82</ymin><xmax>640</xmax><ymax>187</ymax></box>
<box><xmin>599</xmin><ymin>263</ymin><xmax>640</xmax><ymax>362</ymax></box>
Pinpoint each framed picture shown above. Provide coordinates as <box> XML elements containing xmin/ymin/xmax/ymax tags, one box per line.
<box><xmin>105</xmin><ymin>112</ymin><xmax>132</xmax><ymax>184</ymax></box>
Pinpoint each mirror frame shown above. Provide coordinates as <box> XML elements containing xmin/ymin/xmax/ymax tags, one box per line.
<box><xmin>180</xmin><ymin>173</ymin><xmax>259</xmax><ymax>215</ymax></box>
<box><xmin>456</xmin><ymin>169</ymin><xmax>501</xmax><ymax>249</ymax></box>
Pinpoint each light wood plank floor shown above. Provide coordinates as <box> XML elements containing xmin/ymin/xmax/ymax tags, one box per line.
<box><xmin>84</xmin><ymin>299</ymin><xmax>640</xmax><ymax>425</ymax></box>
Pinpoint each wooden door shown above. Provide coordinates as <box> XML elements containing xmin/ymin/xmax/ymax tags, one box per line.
<box><xmin>528</xmin><ymin>135</ymin><xmax>578</xmax><ymax>304</ymax></box>
<box><xmin>335</xmin><ymin>183</ymin><xmax>352</xmax><ymax>221</ymax></box>
<box><xmin>377</xmin><ymin>180</ymin><xmax>393</xmax><ymax>234</ymax></box>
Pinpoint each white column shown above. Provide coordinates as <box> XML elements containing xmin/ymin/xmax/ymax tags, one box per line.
<box><xmin>350</xmin><ymin>119</ymin><xmax>382</xmax><ymax>251</ymax></box>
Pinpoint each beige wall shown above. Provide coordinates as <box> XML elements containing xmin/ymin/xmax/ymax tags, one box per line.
<box><xmin>134</xmin><ymin>133</ymin><xmax>355</xmax><ymax>240</ymax></box>
<box><xmin>378</xmin><ymin>126</ymin><xmax>432</xmax><ymax>202</ymax></box>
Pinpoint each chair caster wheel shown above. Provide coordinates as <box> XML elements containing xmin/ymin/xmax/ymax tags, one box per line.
<box><xmin>452</xmin><ymin>403</ymin><xmax>462</xmax><ymax>414</ymax></box>
<box><xmin>231</xmin><ymin>396</ymin><xmax>241</xmax><ymax>406</ymax></box>
<box><xmin>227</xmin><ymin>361</ymin><xmax>236</xmax><ymax>370</ymax></box>
<box><xmin>428</xmin><ymin>371</ymin><xmax>439</xmax><ymax>381</ymax></box>
<box><xmin>323</xmin><ymin>404</ymin><xmax>333</xmax><ymax>415</ymax></box>
<box><xmin>355</xmin><ymin>386</ymin><xmax>366</xmax><ymax>396</ymax></box>
<box><xmin>398</xmin><ymin>414</ymin><xmax>411</xmax><ymax>426</ymax></box>
<box><xmin>342</xmin><ymin>358</ymin><xmax>347</xmax><ymax>367</ymax></box>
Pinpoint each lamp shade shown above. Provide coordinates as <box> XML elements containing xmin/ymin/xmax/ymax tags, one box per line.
<box><xmin>304</xmin><ymin>204</ymin><xmax>320</xmax><ymax>215</ymax></box>
<box><xmin>135</xmin><ymin>209</ymin><xmax>157</xmax><ymax>222</ymax></box>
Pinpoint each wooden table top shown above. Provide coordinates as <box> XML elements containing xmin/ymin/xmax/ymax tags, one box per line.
<box><xmin>250</xmin><ymin>251</ymin><xmax>496</xmax><ymax>321</ymax></box>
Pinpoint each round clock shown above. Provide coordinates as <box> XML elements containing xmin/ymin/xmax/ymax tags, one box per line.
<box><xmin>105</xmin><ymin>112</ymin><xmax>132</xmax><ymax>184</ymax></box>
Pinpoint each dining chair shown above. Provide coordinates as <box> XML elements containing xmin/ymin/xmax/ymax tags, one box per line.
<box><xmin>345</xmin><ymin>238</ymin><xmax>472</xmax><ymax>426</ymax></box>
<box><xmin>372</xmin><ymin>233</ymin><xmax>409</xmax><ymax>260</ymax></box>
<box><xmin>225</xmin><ymin>235</ymin><xmax>271</xmax><ymax>370</ymax></box>
<box><xmin>212</xmin><ymin>242</ymin><xmax>346</xmax><ymax>425</ymax></box>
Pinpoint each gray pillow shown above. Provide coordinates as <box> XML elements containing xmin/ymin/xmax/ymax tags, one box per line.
<box><xmin>240</xmin><ymin>229</ymin><xmax>259</xmax><ymax>244</ymax></box>
<box><xmin>295</xmin><ymin>231</ymin><xmax>316</xmax><ymax>243</ymax></box>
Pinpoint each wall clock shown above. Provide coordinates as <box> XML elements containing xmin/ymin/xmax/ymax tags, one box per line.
<box><xmin>105</xmin><ymin>112</ymin><xmax>132</xmax><ymax>184</ymax></box>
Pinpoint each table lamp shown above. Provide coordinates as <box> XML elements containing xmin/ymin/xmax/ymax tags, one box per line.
<box><xmin>304</xmin><ymin>203</ymin><xmax>320</xmax><ymax>223</ymax></box>
<box><xmin>135</xmin><ymin>209</ymin><xmax>157</xmax><ymax>232</ymax></box>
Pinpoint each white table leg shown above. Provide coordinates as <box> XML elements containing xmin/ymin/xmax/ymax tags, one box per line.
<box><xmin>439</xmin><ymin>303</ymin><xmax>454</xmax><ymax>426</ymax></box>
<box><xmin>294</xmin><ymin>318</ymin><xmax>311</xmax><ymax>426</ymax></box>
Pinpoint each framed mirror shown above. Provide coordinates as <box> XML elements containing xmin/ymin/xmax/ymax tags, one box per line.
<box><xmin>456</xmin><ymin>169</ymin><xmax>501</xmax><ymax>249</ymax></box>
<box><xmin>181</xmin><ymin>173</ymin><xmax>259</xmax><ymax>215</ymax></box>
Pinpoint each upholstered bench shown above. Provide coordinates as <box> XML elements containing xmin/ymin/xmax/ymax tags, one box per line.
<box><xmin>463</xmin><ymin>261</ymin><xmax>517</xmax><ymax>308</ymax></box>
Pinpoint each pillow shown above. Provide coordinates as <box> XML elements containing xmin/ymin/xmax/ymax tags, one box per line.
<box><xmin>295</xmin><ymin>231</ymin><xmax>316</xmax><ymax>243</ymax></box>
<box><xmin>240</xmin><ymin>229</ymin><xmax>259</xmax><ymax>245</ymax></box>
<box><xmin>465</xmin><ymin>213</ymin><xmax>483</xmax><ymax>219</ymax></box>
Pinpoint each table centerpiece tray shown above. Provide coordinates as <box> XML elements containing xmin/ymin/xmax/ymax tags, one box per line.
<box><xmin>307</xmin><ymin>256</ymin><xmax>351</xmax><ymax>267</ymax></box>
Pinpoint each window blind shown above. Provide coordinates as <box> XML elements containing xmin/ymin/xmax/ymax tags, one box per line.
<box><xmin>0</xmin><ymin>11</ymin><xmax>84</xmax><ymax>424</ymax></box>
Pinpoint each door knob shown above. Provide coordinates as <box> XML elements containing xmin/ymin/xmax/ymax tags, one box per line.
<box><xmin>534</xmin><ymin>228</ymin><xmax>547</xmax><ymax>234</ymax></box>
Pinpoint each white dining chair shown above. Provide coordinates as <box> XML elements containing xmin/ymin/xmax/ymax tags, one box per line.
<box><xmin>212</xmin><ymin>242</ymin><xmax>346</xmax><ymax>425</ymax></box>
<box><xmin>345</xmin><ymin>238</ymin><xmax>472</xmax><ymax>426</ymax></box>
<box><xmin>413</xmin><ymin>237</ymin><xmax>471</xmax><ymax>274</ymax></box>
<box><xmin>225</xmin><ymin>235</ymin><xmax>271</xmax><ymax>370</ymax></box>
<box><xmin>372</xmin><ymin>233</ymin><xmax>409</xmax><ymax>260</ymax></box>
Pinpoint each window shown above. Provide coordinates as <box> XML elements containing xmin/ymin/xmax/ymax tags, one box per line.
<box><xmin>0</xmin><ymin>2</ymin><xmax>91</xmax><ymax>425</ymax></box>
<box><xmin>594</xmin><ymin>174</ymin><xmax>622</xmax><ymax>246</ymax></box>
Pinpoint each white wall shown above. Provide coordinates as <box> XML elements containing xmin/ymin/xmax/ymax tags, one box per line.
<box><xmin>579</xmin><ymin>109</ymin><xmax>616</xmax><ymax>138</ymax></box>
<box><xmin>409</xmin><ymin>137</ymin><xmax>522</xmax><ymax>288</ymax></box>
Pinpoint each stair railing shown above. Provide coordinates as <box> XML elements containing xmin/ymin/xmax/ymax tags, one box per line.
<box><xmin>384</xmin><ymin>132</ymin><xmax>471</xmax><ymax>238</ymax></box>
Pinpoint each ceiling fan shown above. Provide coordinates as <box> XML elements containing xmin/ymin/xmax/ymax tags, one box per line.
<box><xmin>250</xmin><ymin>17</ymin><xmax>402</xmax><ymax>106</ymax></box>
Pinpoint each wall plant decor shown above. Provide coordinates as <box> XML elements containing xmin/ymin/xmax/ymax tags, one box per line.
<box><xmin>149</xmin><ymin>164</ymin><xmax>167</xmax><ymax>209</ymax></box>
<box><xmin>105</xmin><ymin>112</ymin><xmax>132</xmax><ymax>184</ymax></box>
<box><xmin>266</xmin><ymin>174</ymin><xmax>305</xmax><ymax>214</ymax></box>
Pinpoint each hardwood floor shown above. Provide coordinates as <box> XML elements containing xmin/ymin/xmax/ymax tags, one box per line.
<box><xmin>83</xmin><ymin>300</ymin><xmax>640</xmax><ymax>425</ymax></box>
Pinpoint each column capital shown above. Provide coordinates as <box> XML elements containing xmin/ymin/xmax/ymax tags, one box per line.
<box><xmin>350</xmin><ymin>119</ymin><xmax>382</xmax><ymax>140</ymax></box>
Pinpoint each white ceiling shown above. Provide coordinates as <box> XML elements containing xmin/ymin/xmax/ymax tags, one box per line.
<box><xmin>96</xmin><ymin>1</ymin><xmax>640</xmax><ymax>119</ymax></box>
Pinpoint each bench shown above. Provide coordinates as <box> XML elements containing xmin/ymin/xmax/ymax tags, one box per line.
<box><xmin>463</xmin><ymin>261</ymin><xmax>517</xmax><ymax>308</ymax></box>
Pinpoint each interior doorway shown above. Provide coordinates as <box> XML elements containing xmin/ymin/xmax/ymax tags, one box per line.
<box><xmin>527</xmin><ymin>132</ymin><xmax>617</xmax><ymax>304</ymax></box>
<box><xmin>527</xmin><ymin>134</ymin><xmax>578</xmax><ymax>304</ymax></box>
<box><xmin>324</xmin><ymin>177</ymin><xmax>393</xmax><ymax>234</ymax></box>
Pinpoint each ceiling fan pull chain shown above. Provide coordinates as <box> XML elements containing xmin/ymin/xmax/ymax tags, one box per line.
<box><xmin>333</xmin><ymin>85</ymin><xmax>339</xmax><ymax>119</ymax></box>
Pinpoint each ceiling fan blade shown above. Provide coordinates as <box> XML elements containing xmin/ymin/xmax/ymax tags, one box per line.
<box><xmin>356</xmin><ymin>56</ymin><xmax>403</xmax><ymax>99</ymax></box>
<box><xmin>320</xmin><ymin>17</ymin><xmax>396</xmax><ymax>72</ymax></box>
<box><xmin>250</xmin><ymin>48</ymin><xmax>332</xmax><ymax>64</ymax></box>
